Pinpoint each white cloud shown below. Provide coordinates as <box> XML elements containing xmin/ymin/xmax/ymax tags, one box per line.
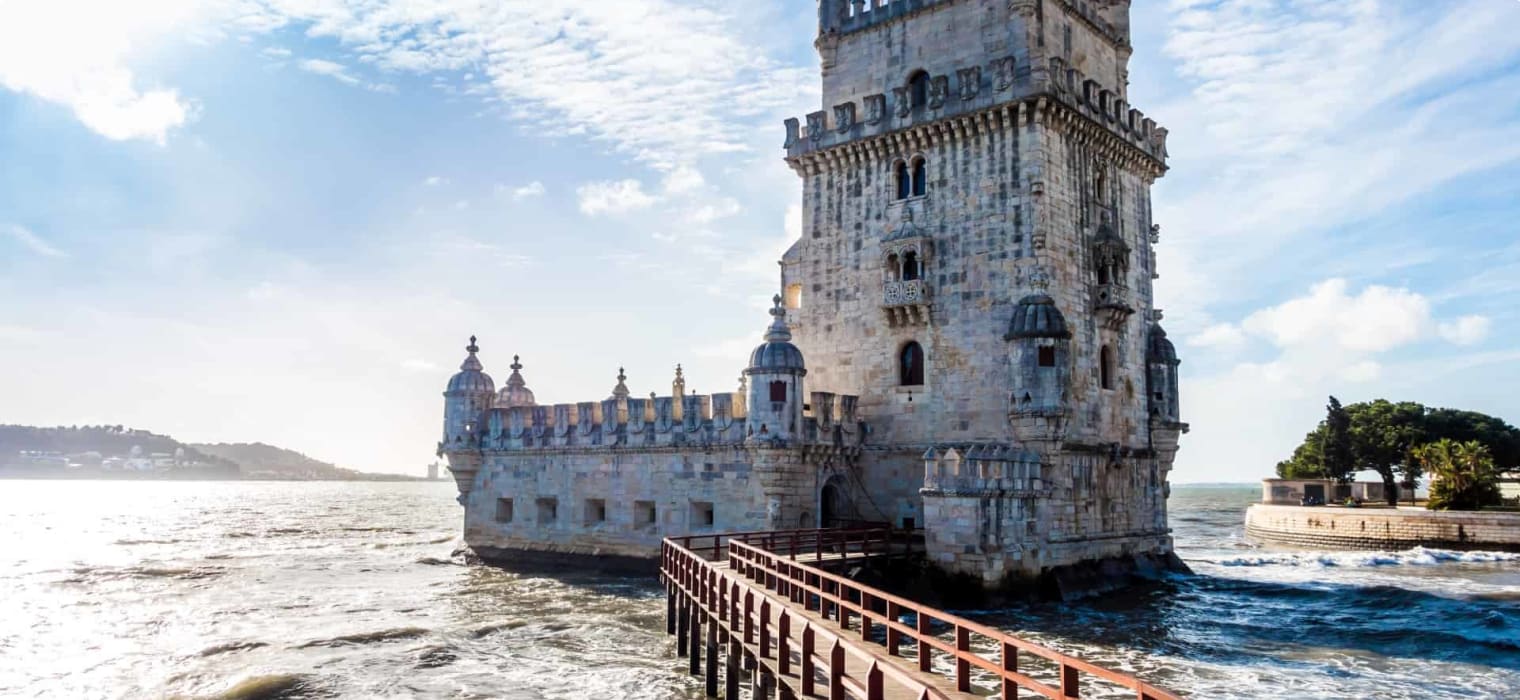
<box><xmin>1151</xmin><ymin>0</ymin><xmax>1520</xmax><ymax>329</ymax></box>
<box><xmin>1438</xmin><ymin>315</ymin><xmax>1491</xmax><ymax>346</ymax></box>
<box><xmin>1186</xmin><ymin>323</ymin><xmax>1245</xmax><ymax>349</ymax></box>
<box><xmin>503</xmin><ymin>181</ymin><xmax>545</xmax><ymax>200</ymax></box>
<box><xmin>1240</xmin><ymin>279</ymin><xmax>1429</xmax><ymax>354</ymax></box>
<box><xmin>260</xmin><ymin>46</ymin><xmax>292</xmax><ymax>59</ymax></box>
<box><xmin>400</xmin><ymin>358</ymin><xmax>441</xmax><ymax>373</ymax></box>
<box><xmin>0</xmin><ymin>0</ymin><xmax>205</xmax><ymax>143</ymax></box>
<box><xmin>577</xmin><ymin>180</ymin><xmax>657</xmax><ymax>216</ymax></box>
<box><xmin>662</xmin><ymin>166</ymin><xmax>706</xmax><ymax>195</ymax></box>
<box><xmin>299</xmin><ymin>58</ymin><xmax>359</xmax><ymax>86</ymax></box>
<box><xmin>424</xmin><ymin>176</ymin><xmax>448</xmax><ymax>187</ymax></box>
<box><xmin>4</xmin><ymin>225</ymin><xmax>66</xmax><ymax>258</ymax></box>
<box><xmin>228</xmin><ymin>0</ymin><xmax>814</xmax><ymax>168</ymax></box>
<box><xmin>682</xmin><ymin>198</ymin><xmax>742</xmax><ymax>224</ymax></box>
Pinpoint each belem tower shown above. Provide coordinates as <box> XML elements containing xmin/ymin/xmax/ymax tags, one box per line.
<box><xmin>440</xmin><ymin>0</ymin><xmax>1186</xmax><ymax>592</ymax></box>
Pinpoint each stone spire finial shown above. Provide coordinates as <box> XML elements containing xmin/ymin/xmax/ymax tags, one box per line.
<box><xmin>461</xmin><ymin>336</ymin><xmax>483</xmax><ymax>371</ymax></box>
<box><xmin>764</xmin><ymin>295</ymin><xmax>792</xmax><ymax>342</ymax></box>
<box><xmin>672</xmin><ymin>364</ymin><xmax>686</xmax><ymax>396</ymax></box>
<box><xmin>737</xmin><ymin>374</ymin><xmax>747</xmax><ymax>394</ymax></box>
<box><xmin>611</xmin><ymin>367</ymin><xmax>630</xmax><ymax>399</ymax></box>
<box><xmin>505</xmin><ymin>355</ymin><xmax>528</xmax><ymax>389</ymax></box>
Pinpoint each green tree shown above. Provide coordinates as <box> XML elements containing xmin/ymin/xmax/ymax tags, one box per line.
<box><xmin>1324</xmin><ymin>396</ymin><xmax>1355</xmax><ymax>483</ymax></box>
<box><xmin>1417</xmin><ymin>439</ymin><xmax>1503</xmax><ymax>511</ymax></box>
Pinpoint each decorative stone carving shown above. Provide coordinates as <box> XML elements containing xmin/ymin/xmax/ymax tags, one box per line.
<box><xmin>783</xmin><ymin>118</ymin><xmax>800</xmax><ymax>148</ymax></box>
<box><xmin>928</xmin><ymin>76</ymin><xmax>948</xmax><ymax>108</ymax></box>
<box><xmin>834</xmin><ymin>102</ymin><xmax>856</xmax><ymax>133</ymax></box>
<box><xmin>957</xmin><ymin>67</ymin><xmax>981</xmax><ymax>101</ymax></box>
<box><xmin>892</xmin><ymin>87</ymin><xmax>910</xmax><ymax>118</ymax></box>
<box><xmin>864</xmin><ymin>94</ymin><xmax>885</xmax><ymax>125</ymax></box>
<box><xmin>806</xmin><ymin>111</ymin><xmax>827</xmax><ymax>142</ymax></box>
<box><xmin>992</xmin><ymin>56</ymin><xmax>1016</xmax><ymax>91</ymax></box>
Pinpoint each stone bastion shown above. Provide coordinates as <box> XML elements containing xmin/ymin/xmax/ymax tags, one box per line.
<box><xmin>1245</xmin><ymin>504</ymin><xmax>1520</xmax><ymax>553</ymax></box>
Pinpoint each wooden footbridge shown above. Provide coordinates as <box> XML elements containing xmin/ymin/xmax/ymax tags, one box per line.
<box><xmin>661</xmin><ymin>528</ymin><xmax>1180</xmax><ymax>700</ymax></box>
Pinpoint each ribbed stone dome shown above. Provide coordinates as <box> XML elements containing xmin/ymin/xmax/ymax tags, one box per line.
<box><xmin>747</xmin><ymin>295</ymin><xmax>807</xmax><ymax>372</ymax></box>
<box><xmin>1148</xmin><ymin>324</ymin><xmax>1179</xmax><ymax>364</ymax></box>
<box><xmin>1006</xmin><ymin>294</ymin><xmax>1071</xmax><ymax>339</ymax></box>
<box><xmin>447</xmin><ymin>337</ymin><xmax>495</xmax><ymax>394</ymax></box>
<box><xmin>496</xmin><ymin>355</ymin><xmax>537</xmax><ymax>408</ymax></box>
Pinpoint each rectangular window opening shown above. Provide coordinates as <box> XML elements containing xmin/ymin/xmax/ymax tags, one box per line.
<box><xmin>495</xmin><ymin>498</ymin><xmax>514</xmax><ymax>524</ymax></box>
<box><xmin>1038</xmin><ymin>346</ymin><xmax>1056</xmax><ymax>367</ymax></box>
<box><xmin>901</xmin><ymin>517</ymin><xmax>916</xmax><ymax>531</ymax></box>
<box><xmin>635</xmin><ymin>500</ymin><xmax>657</xmax><ymax>526</ymax></box>
<box><xmin>585</xmin><ymin>498</ymin><xmax>606</xmax><ymax>525</ymax></box>
<box><xmin>690</xmin><ymin>501</ymin><xmax>715</xmax><ymax>529</ymax></box>
<box><xmin>536</xmin><ymin>497</ymin><xmax>558</xmax><ymax>525</ymax></box>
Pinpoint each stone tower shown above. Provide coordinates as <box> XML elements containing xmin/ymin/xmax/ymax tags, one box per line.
<box><xmin>441</xmin><ymin>337</ymin><xmax>494</xmax><ymax>502</ymax></box>
<box><xmin>782</xmin><ymin>0</ymin><xmax>1183</xmax><ymax>592</ymax></box>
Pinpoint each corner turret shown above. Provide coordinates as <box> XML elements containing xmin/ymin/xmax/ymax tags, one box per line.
<box><xmin>745</xmin><ymin>295</ymin><xmax>807</xmax><ymax>444</ymax></box>
<box><xmin>1146</xmin><ymin>322</ymin><xmax>1181</xmax><ymax>425</ymax></box>
<box><xmin>1006</xmin><ymin>289</ymin><xmax>1072</xmax><ymax>447</ymax></box>
<box><xmin>442</xmin><ymin>336</ymin><xmax>494</xmax><ymax>502</ymax></box>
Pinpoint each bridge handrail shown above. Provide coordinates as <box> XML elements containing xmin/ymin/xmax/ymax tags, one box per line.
<box><xmin>662</xmin><ymin>532</ymin><xmax>952</xmax><ymax>700</ymax></box>
<box><xmin>723</xmin><ymin>534</ymin><xmax>1182</xmax><ymax>700</ymax></box>
<box><xmin>665</xmin><ymin>523</ymin><xmax>895</xmax><ymax>562</ymax></box>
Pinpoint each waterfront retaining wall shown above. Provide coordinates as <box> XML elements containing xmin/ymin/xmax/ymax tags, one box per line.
<box><xmin>1245</xmin><ymin>504</ymin><xmax>1520</xmax><ymax>552</ymax></box>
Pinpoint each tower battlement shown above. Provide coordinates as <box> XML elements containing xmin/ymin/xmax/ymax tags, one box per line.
<box><xmin>817</xmin><ymin>0</ymin><xmax>956</xmax><ymax>37</ymax></box>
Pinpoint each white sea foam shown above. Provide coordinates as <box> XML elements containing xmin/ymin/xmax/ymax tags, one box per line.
<box><xmin>1205</xmin><ymin>547</ymin><xmax>1520</xmax><ymax>568</ymax></box>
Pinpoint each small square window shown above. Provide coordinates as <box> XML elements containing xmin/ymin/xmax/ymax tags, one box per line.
<box><xmin>495</xmin><ymin>498</ymin><xmax>513</xmax><ymax>523</ymax></box>
<box><xmin>901</xmin><ymin>517</ymin><xmax>916</xmax><ymax>531</ymax></box>
<box><xmin>585</xmin><ymin>498</ymin><xmax>606</xmax><ymax>525</ymax></box>
<box><xmin>635</xmin><ymin>500</ymin><xmax>657</xmax><ymax>526</ymax></box>
<box><xmin>690</xmin><ymin>501</ymin><xmax>715</xmax><ymax>529</ymax></box>
<box><xmin>1038</xmin><ymin>346</ymin><xmax>1056</xmax><ymax>367</ymax></box>
<box><xmin>536</xmin><ymin>497</ymin><xmax>558</xmax><ymax>525</ymax></box>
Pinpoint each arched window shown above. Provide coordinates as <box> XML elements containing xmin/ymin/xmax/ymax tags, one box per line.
<box><xmin>902</xmin><ymin>251</ymin><xmax>920</xmax><ymax>281</ymax></box>
<box><xmin>911</xmin><ymin>157</ymin><xmax>927</xmax><ymax>197</ymax></box>
<box><xmin>885</xmin><ymin>253</ymin><xmax>900</xmax><ymax>282</ymax></box>
<box><xmin>769</xmin><ymin>380</ymin><xmax>787</xmax><ymax>403</ymax></box>
<box><xmin>894</xmin><ymin>160</ymin><xmax>910</xmax><ymax>200</ymax></box>
<box><xmin>909</xmin><ymin>71</ymin><xmax>930</xmax><ymax>109</ymax></box>
<box><xmin>1100</xmin><ymin>345</ymin><xmax>1115</xmax><ymax>390</ymax></box>
<box><xmin>900</xmin><ymin>342</ymin><xmax>925</xmax><ymax>386</ymax></box>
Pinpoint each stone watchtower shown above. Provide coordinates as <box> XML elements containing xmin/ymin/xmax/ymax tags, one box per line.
<box><xmin>781</xmin><ymin>0</ymin><xmax>1186</xmax><ymax>592</ymax></box>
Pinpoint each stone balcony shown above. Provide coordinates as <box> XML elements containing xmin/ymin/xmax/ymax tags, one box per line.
<box><xmin>882</xmin><ymin>280</ymin><xmax>930</xmax><ymax>327</ymax></box>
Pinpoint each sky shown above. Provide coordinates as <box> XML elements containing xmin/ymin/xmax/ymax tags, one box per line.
<box><xmin>1</xmin><ymin>0</ymin><xmax>1517</xmax><ymax>482</ymax></box>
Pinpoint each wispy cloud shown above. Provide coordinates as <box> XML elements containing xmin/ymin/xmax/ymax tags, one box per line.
<box><xmin>299</xmin><ymin>58</ymin><xmax>360</xmax><ymax>86</ymax></box>
<box><xmin>498</xmin><ymin>181</ymin><xmax>545</xmax><ymax>200</ymax></box>
<box><xmin>577</xmin><ymin>179</ymin><xmax>657</xmax><ymax>216</ymax></box>
<box><xmin>4</xmin><ymin>225</ymin><xmax>66</xmax><ymax>258</ymax></box>
<box><xmin>1152</xmin><ymin>0</ymin><xmax>1520</xmax><ymax>328</ymax></box>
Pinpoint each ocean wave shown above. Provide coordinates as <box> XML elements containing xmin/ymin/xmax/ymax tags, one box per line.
<box><xmin>295</xmin><ymin>627</ymin><xmax>430</xmax><ymax>648</ymax></box>
<box><xmin>210</xmin><ymin>673</ymin><xmax>332</xmax><ymax>700</ymax></box>
<box><xmin>1204</xmin><ymin>547</ymin><xmax>1520</xmax><ymax>569</ymax></box>
<box><xmin>197</xmin><ymin>640</ymin><xmax>269</xmax><ymax>657</ymax></box>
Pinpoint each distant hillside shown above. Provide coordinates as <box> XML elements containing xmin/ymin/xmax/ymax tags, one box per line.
<box><xmin>0</xmin><ymin>424</ymin><xmax>238</xmax><ymax>474</ymax></box>
<box><xmin>0</xmin><ymin>424</ymin><xmax>416</xmax><ymax>481</ymax></box>
<box><xmin>191</xmin><ymin>442</ymin><xmax>354</xmax><ymax>480</ymax></box>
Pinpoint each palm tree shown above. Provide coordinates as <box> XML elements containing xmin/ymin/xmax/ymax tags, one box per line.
<box><xmin>1418</xmin><ymin>439</ymin><xmax>1500</xmax><ymax>511</ymax></box>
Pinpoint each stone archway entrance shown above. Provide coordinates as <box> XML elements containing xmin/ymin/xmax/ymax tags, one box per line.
<box><xmin>820</xmin><ymin>476</ymin><xmax>851</xmax><ymax>529</ymax></box>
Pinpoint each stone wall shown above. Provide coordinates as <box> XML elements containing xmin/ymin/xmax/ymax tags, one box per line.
<box><xmin>461</xmin><ymin>445</ymin><xmax>816</xmax><ymax>560</ymax></box>
<box><xmin>1245</xmin><ymin>504</ymin><xmax>1520</xmax><ymax>552</ymax></box>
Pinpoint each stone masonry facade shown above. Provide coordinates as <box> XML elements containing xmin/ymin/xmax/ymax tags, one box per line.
<box><xmin>440</xmin><ymin>0</ymin><xmax>1186</xmax><ymax>589</ymax></box>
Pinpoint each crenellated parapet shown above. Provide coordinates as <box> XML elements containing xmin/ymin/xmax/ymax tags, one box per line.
<box><xmin>784</xmin><ymin>55</ymin><xmax>1167</xmax><ymax>176</ymax></box>
<box><xmin>475</xmin><ymin>392</ymin><xmax>750</xmax><ymax>452</ymax></box>
<box><xmin>817</xmin><ymin>0</ymin><xmax>954</xmax><ymax>37</ymax></box>
<box><xmin>920</xmin><ymin>444</ymin><xmax>1050</xmax><ymax>496</ymax></box>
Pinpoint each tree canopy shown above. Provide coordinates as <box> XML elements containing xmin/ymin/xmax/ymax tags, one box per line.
<box><xmin>1275</xmin><ymin>399</ymin><xmax>1520</xmax><ymax>505</ymax></box>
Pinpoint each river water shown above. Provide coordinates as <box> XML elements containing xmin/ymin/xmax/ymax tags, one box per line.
<box><xmin>0</xmin><ymin>482</ymin><xmax>1516</xmax><ymax>699</ymax></box>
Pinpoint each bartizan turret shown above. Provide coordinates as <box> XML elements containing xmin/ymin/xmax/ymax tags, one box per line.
<box><xmin>441</xmin><ymin>336</ymin><xmax>494</xmax><ymax>504</ymax></box>
<box><xmin>745</xmin><ymin>295</ymin><xmax>807</xmax><ymax>444</ymax></box>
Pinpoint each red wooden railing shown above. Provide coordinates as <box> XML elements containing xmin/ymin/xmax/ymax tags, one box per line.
<box><xmin>661</xmin><ymin>528</ymin><xmax>1180</xmax><ymax>700</ymax></box>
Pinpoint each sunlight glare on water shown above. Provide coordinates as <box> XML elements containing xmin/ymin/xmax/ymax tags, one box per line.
<box><xmin>1</xmin><ymin>482</ymin><xmax>1517</xmax><ymax>698</ymax></box>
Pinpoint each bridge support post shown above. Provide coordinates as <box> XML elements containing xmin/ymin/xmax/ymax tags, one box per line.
<box><xmin>726</xmin><ymin>639</ymin><xmax>742</xmax><ymax>700</ymax></box>
<box><xmin>667</xmin><ymin>589</ymin><xmax>676</xmax><ymax>635</ymax></box>
<box><xmin>705</xmin><ymin>618</ymin><xmax>718</xmax><ymax>697</ymax></box>
<box><xmin>689</xmin><ymin>610</ymin><xmax>702</xmax><ymax>676</ymax></box>
<box><xmin>677</xmin><ymin>600</ymin><xmax>690</xmax><ymax>657</ymax></box>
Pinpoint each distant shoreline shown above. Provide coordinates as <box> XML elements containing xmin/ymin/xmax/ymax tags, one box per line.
<box><xmin>0</xmin><ymin>467</ymin><xmax>437</xmax><ymax>483</ymax></box>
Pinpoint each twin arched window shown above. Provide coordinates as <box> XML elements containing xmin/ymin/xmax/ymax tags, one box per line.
<box><xmin>900</xmin><ymin>342</ymin><xmax>925</xmax><ymax>386</ymax></box>
<box><xmin>894</xmin><ymin>157</ymin><xmax>928</xmax><ymax>200</ymax></box>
